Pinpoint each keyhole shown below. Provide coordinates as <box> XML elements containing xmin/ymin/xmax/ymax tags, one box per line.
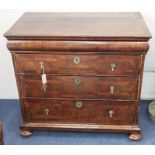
<box><xmin>73</xmin><ymin>56</ymin><xmax>80</xmax><ymax>64</ymax></box>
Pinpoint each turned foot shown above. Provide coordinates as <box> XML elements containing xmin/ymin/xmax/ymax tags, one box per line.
<box><xmin>19</xmin><ymin>130</ymin><xmax>32</xmax><ymax>137</ymax></box>
<box><xmin>129</xmin><ymin>131</ymin><xmax>142</xmax><ymax>141</ymax></box>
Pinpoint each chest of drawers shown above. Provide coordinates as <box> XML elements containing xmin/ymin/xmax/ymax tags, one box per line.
<box><xmin>4</xmin><ymin>12</ymin><xmax>151</xmax><ymax>140</ymax></box>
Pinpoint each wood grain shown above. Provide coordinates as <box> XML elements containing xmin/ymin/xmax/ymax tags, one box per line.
<box><xmin>14</xmin><ymin>54</ymin><xmax>142</xmax><ymax>76</ymax></box>
<box><xmin>4</xmin><ymin>12</ymin><xmax>151</xmax><ymax>140</ymax></box>
<box><xmin>18</xmin><ymin>75</ymin><xmax>139</xmax><ymax>100</ymax></box>
<box><xmin>4</xmin><ymin>12</ymin><xmax>151</xmax><ymax>41</ymax></box>
<box><xmin>7</xmin><ymin>41</ymin><xmax>149</xmax><ymax>53</ymax></box>
<box><xmin>22</xmin><ymin>98</ymin><xmax>138</xmax><ymax>125</ymax></box>
<box><xmin>20</xmin><ymin>122</ymin><xmax>141</xmax><ymax>133</ymax></box>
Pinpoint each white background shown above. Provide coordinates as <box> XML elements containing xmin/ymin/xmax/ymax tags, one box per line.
<box><xmin>0</xmin><ymin>0</ymin><xmax>155</xmax><ymax>100</ymax></box>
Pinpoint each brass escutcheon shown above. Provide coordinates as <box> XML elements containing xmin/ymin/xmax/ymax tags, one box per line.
<box><xmin>75</xmin><ymin>77</ymin><xmax>81</xmax><ymax>85</ymax></box>
<box><xmin>73</xmin><ymin>56</ymin><xmax>80</xmax><ymax>64</ymax></box>
<box><xmin>75</xmin><ymin>101</ymin><xmax>83</xmax><ymax>109</ymax></box>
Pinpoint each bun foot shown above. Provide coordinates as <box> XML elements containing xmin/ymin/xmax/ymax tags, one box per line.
<box><xmin>19</xmin><ymin>130</ymin><xmax>32</xmax><ymax>137</ymax></box>
<box><xmin>129</xmin><ymin>131</ymin><xmax>142</xmax><ymax>141</ymax></box>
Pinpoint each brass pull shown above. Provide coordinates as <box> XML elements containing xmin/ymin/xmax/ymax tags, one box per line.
<box><xmin>39</xmin><ymin>62</ymin><xmax>47</xmax><ymax>91</ymax></box>
<box><xmin>75</xmin><ymin>101</ymin><xmax>83</xmax><ymax>109</ymax></box>
<box><xmin>73</xmin><ymin>56</ymin><xmax>80</xmax><ymax>64</ymax></box>
<box><xmin>42</xmin><ymin>84</ymin><xmax>47</xmax><ymax>91</ymax></box>
<box><xmin>110</xmin><ymin>85</ymin><xmax>115</xmax><ymax>94</ymax></box>
<box><xmin>111</xmin><ymin>63</ymin><xmax>116</xmax><ymax>71</ymax></box>
<box><xmin>109</xmin><ymin>110</ymin><xmax>114</xmax><ymax>117</ymax></box>
<box><xmin>75</xmin><ymin>77</ymin><xmax>81</xmax><ymax>85</ymax></box>
<box><xmin>44</xmin><ymin>108</ymin><xmax>49</xmax><ymax>115</ymax></box>
<box><xmin>39</xmin><ymin>61</ymin><xmax>45</xmax><ymax>74</ymax></box>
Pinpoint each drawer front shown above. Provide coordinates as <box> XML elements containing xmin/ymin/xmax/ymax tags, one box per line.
<box><xmin>15</xmin><ymin>54</ymin><xmax>141</xmax><ymax>76</ymax></box>
<box><xmin>19</xmin><ymin>75</ymin><xmax>138</xmax><ymax>100</ymax></box>
<box><xmin>95</xmin><ymin>103</ymin><xmax>137</xmax><ymax>124</ymax></box>
<box><xmin>22</xmin><ymin>99</ymin><xmax>137</xmax><ymax>125</ymax></box>
<box><xmin>22</xmin><ymin>99</ymin><xmax>96</xmax><ymax>123</ymax></box>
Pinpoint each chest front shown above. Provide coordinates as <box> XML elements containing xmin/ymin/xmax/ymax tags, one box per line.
<box><xmin>4</xmin><ymin>12</ymin><xmax>151</xmax><ymax>140</ymax></box>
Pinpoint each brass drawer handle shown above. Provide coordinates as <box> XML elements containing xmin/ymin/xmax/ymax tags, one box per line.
<box><xmin>42</xmin><ymin>84</ymin><xmax>47</xmax><ymax>91</ymax></box>
<box><xmin>39</xmin><ymin>62</ymin><xmax>47</xmax><ymax>91</ymax></box>
<box><xmin>109</xmin><ymin>110</ymin><xmax>114</xmax><ymax>117</ymax></box>
<box><xmin>39</xmin><ymin>61</ymin><xmax>45</xmax><ymax>74</ymax></box>
<box><xmin>75</xmin><ymin>77</ymin><xmax>81</xmax><ymax>85</ymax></box>
<box><xmin>110</xmin><ymin>85</ymin><xmax>115</xmax><ymax>94</ymax></box>
<box><xmin>73</xmin><ymin>56</ymin><xmax>80</xmax><ymax>64</ymax></box>
<box><xmin>111</xmin><ymin>63</ymin><xmax>116</xmax><ymax>71</ymax></box>
<box><xmin>75</xmin><ymin>101</ymin><xmax>83</xmax><ymax>109</ymax></box>
<box><xmin>44</xmin><ymin>108</ymin><xmax>49</xmax><ymax>115</ymax></box>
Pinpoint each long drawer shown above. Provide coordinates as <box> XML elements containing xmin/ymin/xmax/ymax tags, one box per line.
<box><xmin>22</xmin><ymin>99</ymin><xmax>138</xmax><ymax>125</ymax></box>
<box><xmin>14</xmin><ymin>54</ymin><xmax>142</xmax><ymax>76</ymax></box>
<box><xmin>18</xmin><ymin>75</ymin><xmax>139</xmax><ymax>100</ymax></box>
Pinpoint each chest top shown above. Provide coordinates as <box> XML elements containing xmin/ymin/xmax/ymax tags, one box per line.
<box><xmin>4</xmin><ymin>12</ymin><xmax>151</xmax><ymax>41</ymax></box>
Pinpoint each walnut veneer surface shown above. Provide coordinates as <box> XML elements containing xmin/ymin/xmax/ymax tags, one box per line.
<box><xmin>4</xmin><ymin>12</ymin><xmax>151</xmax><ymax>140</ymax></box>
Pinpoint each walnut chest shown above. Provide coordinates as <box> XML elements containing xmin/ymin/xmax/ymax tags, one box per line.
<box><xmin>4</xmin><ymin>12</ymin><xmax>151</xmax><ymax>140</ymax></box>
